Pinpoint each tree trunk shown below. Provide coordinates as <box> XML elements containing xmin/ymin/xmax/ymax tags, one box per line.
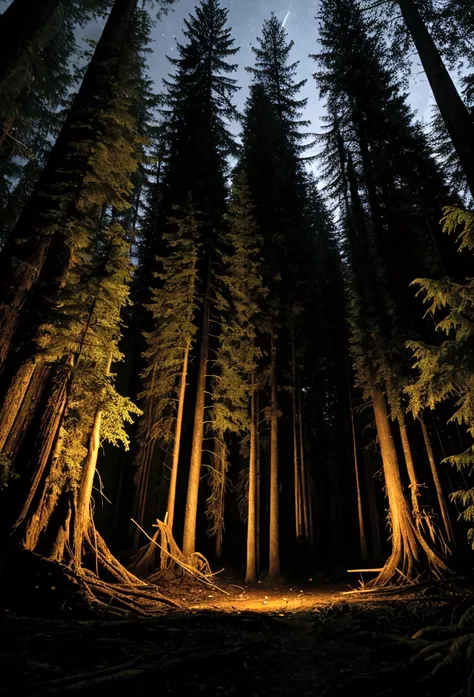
<box><xmin>182</xmin><ymin>270</ymin><xmax>211</xmax><ymax>559</ymax></box>
<box><xmin>255</xmin><ymin>390</ymin><xmax>261</xmax><ymax>575</ymax></box>
<box><xmin>73</xmin><ymin>408</ymin><xmax>103</xmax><ymax>568</ymax></box>
<box><xmin>2</xmin><ymin>363</ymin><xmax>51</xmax><ymax>460</ymax></box>
<box><xmin>268</xmin><ymin>335</ymin><xmax>280</xmax><ymax>580</ymax></box>
<box><xmin>370</xmin><ymin>387</ymin><xmax>447</xmax><ymax>586</ymax></box>
<box><xmin>364</xmin><ymin>450</ymin><xmax>383</xmax><ymax>560</ymax></box>
<box><xmin>350</xmin><ymin>393</ymin><xmax>368</xmax><ymax>562</ymax></box>
<box><xmin>297</xmin><ymin>383</ymin><xmax>310</xmax><ymax>544</ymax></box>
<box><xmin>166</xmin><ymin>342</ymin><xmax>190</xmax><ymax>534</ymax></box>
<box><xmin>16</xmin><ymin>361</ymin><xmax>72</xmax><ymax>545</ymax></box>
<box><xmin>290</xmin><ymin>320</ymin><xmax>302</xmax><ymax>539</ymax></box>
<box><xmin>245</xmin><ymin>372</ymin><xmax>257</xmax><ymax>582</ymax></box>
<box><xmin>22</xmin><ymin>428</ymin><xmax>67</xmax><ymax>554</ymax></box>
<box><xmin>0</xmin><ymin>0</ymin><xmax>139</xmax><ymax>372</ymax></box>
<box><xmin>213</xmin><ymin>435</ymin><xmax>226</xmax><ymax>560</ymax></box>
<box><xmin>420</xmin><ymin>415</ymin><xmax>454</xmax><ymax>547</ymax></box>
<box><xmin>0</xmin><ymin>360</ymin><xmax>36</xmax><ymax>450</ymax></box>
<box><xmin>396</xmin><ymin>0</ymin><xmax>474</xmax><ymax>198</ymax></box>
<box><xmin>132</xmin><ymin>362</ymin><xmax>157</xmax><ymax>550</ymax></box>
<box><xmin>398</xmin><ymin>414</ymin><xmax>422</xmax><ymax>521</ymax></box>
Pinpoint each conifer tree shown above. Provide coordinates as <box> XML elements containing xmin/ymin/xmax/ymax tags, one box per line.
<box><xmin>207</xmin><ymin>173</ymin><xmax>265</xmax><ymax>567</ymax></box>
<box><xmin>133</xmin><ymin>201</ymin><xmax>199</xmax><ymax>544</ymax></box>
<box><xmin>134</xmin><ymin>0</ymin><xmax>239</xmax><ymax>560</ymax></box>
<box><xmin>314</xmin><ymin>0</ymin><xmax>453</xmax><ymax>584</ymax></box>
<box><xmin>362</xmin><ymin>0</ymin><xmax>474</xmax><ymax>198</ymax></box>
<box><xmin>0</xmin><ymin>1</ymin><xmax>172</xmax><ymax>581</ymax></box>
<box><xmin>408</xmin><ymin>208</ymin><xmax>474</xmax><ymax>549</ymax></box>
<box><xmin>242</xmin><ymin>15</ymin><xmax>319</xmax><ymax>573</ymax></box>
<box><xmin>247</xmin><ymin>13</ymin><xmax>312</xmax><ymax>151</ymax></box>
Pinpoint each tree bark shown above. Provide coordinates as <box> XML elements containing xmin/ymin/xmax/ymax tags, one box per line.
<box><xmin>398</xmin><ymin>414</ymin><xmax>422</xmax><ymax>521</ymax></box>
<box><xmin>364</xmin><ymin>450</ymin><xmax>383</xmax><ymax>560</ymax></box>
<box><xmin>0</xmin><ymin>0</ymin><xmax>139</xmax><ymax>372</ymax></box>
<box><xmin>370</xmin><ymin>387</ymin><xmax>446</xmax><ymax>586</ymax></box>
<box><xmin>255</xmin><ymin>390</ymin><xmax>261</xmax><ymax>575</ymax></box>
<box><xmin>17</xmin><ymin>362</ymin><xmax>71</xmax><ymax>548</ymax></box>
<box><xmin>350</xmin><ymin>394</ymin><xmax>368</xmax><ymax>562</ymax></box>
<box><xmin>2</xmin><ymin>363</ymin><xmax>51</xmax><ymax>460</ymax></box>
<box><xmin>268</xmin><ymin>335</ymin><xmax>280</xmax><ymax>580</ymax></box>
<box><xmin>396</xmin><ymin>0</ymin><xmax>474</xmax><ymax>198</ymax></box>
<box><xmin>290</xmin><ymin>320</ymin><xmax>302</xmax><ymax>539</ymax></box>
<box><xmin>0</xmin><ymin>360</ymin><xmax>36</xmax><ymax>450</ymax></box>
<box><xmin>420</xmin><ymin>414</ymin><xmax>454</xmax><ymax>547</ymax></box>
<box><xmin>132</xmin><ymin>362</ymin><xmax>157</xmax><ymax>550</ymax></box>
<box><xmin>73</xmin><ymin>408</ymin><xmax>103</xmax><ymax>568</ymax></box>
<box><xmin>297</xmin><ymin>383</ymin><xmax>310</xmax><ymax>544</ymax></box>
<box><xmin>166</xmin><ymin>342</ymin><xmax>190</xmax><ymax>534</ymax></box>
<box><xmin>182</xmin><ymin>269</ymin><xmax>211</xmax><ymax>559</ymax></box>
<box><xmin>245</xmin><ymin>372</ymin><xmax>257</xmax><ymax>582</ymax></box>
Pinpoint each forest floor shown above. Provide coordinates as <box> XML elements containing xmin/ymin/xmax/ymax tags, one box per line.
<box><xmin>2</xmin><ymin>575</ymin><xmax>473</xmax><ymax>697</ymax></box>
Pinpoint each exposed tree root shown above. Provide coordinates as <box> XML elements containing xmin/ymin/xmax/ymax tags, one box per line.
<box><xmin>0</xmin><ymin>525</ymin><xmax>181</xmax><ymax>618</ymax></box>
<box><xmin>130</xmin><ymin>518</ymin><xmax>230</xmax><ymax>595</ymax></box>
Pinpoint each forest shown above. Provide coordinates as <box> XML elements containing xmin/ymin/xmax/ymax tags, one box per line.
<box><xmin>1</xmin><ymin>0</ymin><xmax>474</xmax><ymax>695</ymax></box>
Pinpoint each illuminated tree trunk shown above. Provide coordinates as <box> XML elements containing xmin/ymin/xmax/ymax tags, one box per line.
<box><xmin>182</xmin><ymin>270</ymin><xmax>211</xmax><ymax>559</ymax></box>
<box><xmin>255</xmin><ymin>389</ymin><xmax>261</xmax><ymax>574</ymax></box>
<box><xmin>268</xmin><ymin>335</ymin><xmax>280</xmax><ymax>580</ymax></box>
<box><xmin>420</xmin><ymin>415</ymin><xmax>454</xmax><ymax>546</ymax></box>
<box><xmin>351</xmin><ymin>393</ymin><xmax>368</xmax><ymax>561</ymax></box>
<box><xmin>370</xmin><ymin>387</ymin><xmax>447</xmax><ymax>586</ymax></box>
<box><xmin>213</xmin><ymin>436</ymin><xmax>226</xmax><ymax>560</ymax></box>
<box><xmin>166</xmin><ymin>342</ymin><xmax>190</xmax><ymax>534</ymax></box>
<box><xmin>23</xmin><ymin>428</ymin><xmax>68</xmax><ymax>555</ymax></box>
<box><xmin>395</xmin><ymin>0</ymin><xmax>474</xmax><ymax>198</ymax></box>
<box><xmin>398</xmin><ymin>414</ymin><xmax>422</xmax><ymax>521</ymax></box>
<box><xmin>73</xmin><ymin>408</ymin><xmax>103</xmax><ymax>568</ymax></box>
<box><xmin>2</xmin><ymin>363</ymin><xmax>51</xmax><ymax>460</ymax></box>
<box><xmin>73</xmin><ymin>353</ymin><xmax>112</xmax><ymax>568</ymax></box>
<box><xmin>15</xmin><ymin>360</ymin><xmax>72</xmax><ymax>543</ymax></box>
<box><xmin>297</xmin><ymin>384</ymin><xmax>310</xmax><ymax>544</ymax></box>
<box><xmin>0</xmin><ymin>360</ymin><xmax>36</xmax><ymax>450</ymax></box>
<box><xmin>245</xmin><ymin>372</ymin><xmax>257</xmax><ymax>582</ymax></box>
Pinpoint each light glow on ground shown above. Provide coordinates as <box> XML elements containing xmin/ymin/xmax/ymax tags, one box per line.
<box><xmin>189</xmin><ymin>585</ymin><xmax>346</xmax><ymax>614</ymax></box>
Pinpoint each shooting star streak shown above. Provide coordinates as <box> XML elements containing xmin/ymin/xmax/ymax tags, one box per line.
<box><xmin>282</xmin><ymin>10</ymin><xmax>290</xmax><ymax>27</ymax></box>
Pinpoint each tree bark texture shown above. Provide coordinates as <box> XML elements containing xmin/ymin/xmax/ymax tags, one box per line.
<box><xmin>182</xmin><ymin>272</ymin><xmax>211</xmax><ymax>559</ymax></box>
<box><xmin>245</xmin><ymin>373</ymin><xmax>257</xmax><ymax>582</ymax></box>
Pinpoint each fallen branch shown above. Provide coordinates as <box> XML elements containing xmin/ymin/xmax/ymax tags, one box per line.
<box><xmin>130</xmin><ymin>519</ymin><xmax>230</xmax><ymax>595</ymax></box>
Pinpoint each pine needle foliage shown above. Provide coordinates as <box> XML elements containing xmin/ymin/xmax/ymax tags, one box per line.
<box><xmin>138</xmin><ymin>201</ymin><xmax>200</xmax><ymax>454</ymax></box>
<box><xmin>206</xmin><ymin>174</ymin><xmax>266</xmax><ymax>538</ymax></box>
<box><xmin>408</xmin><ymin>208</ymin><xmax>474</xmax><ymax>545</ymax></box>
<box><xmin>43</xmin><ymin>222</ymin><xmax>141</xmax><ymax>489</ymax></box>
<box><xmin>247</xmin><ymin>13</ymin><xmax>313</xmax><ymax>154</ymax></box>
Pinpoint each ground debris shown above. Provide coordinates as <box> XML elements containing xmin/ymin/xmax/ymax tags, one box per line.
<box><xmin>1</xmin><ymin>583</ymin><xmax>471</xmax><ymax>696</ymax></box>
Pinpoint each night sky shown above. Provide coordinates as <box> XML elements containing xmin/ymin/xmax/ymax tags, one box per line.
<box><xmin>144</xmin><ymin>0</ymin><xmax>434</xmax><ymax>141</ymax></box>
<box><xmin>80</xmin><ymin>0</ymin><xmax>434</xmax><ymax>157</ymax></box>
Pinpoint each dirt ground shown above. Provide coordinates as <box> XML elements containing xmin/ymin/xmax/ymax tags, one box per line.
<box><xmin>2</xmin><ymin>577</ymin><xmax>469</xmax><ymax>697</ymax></box>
